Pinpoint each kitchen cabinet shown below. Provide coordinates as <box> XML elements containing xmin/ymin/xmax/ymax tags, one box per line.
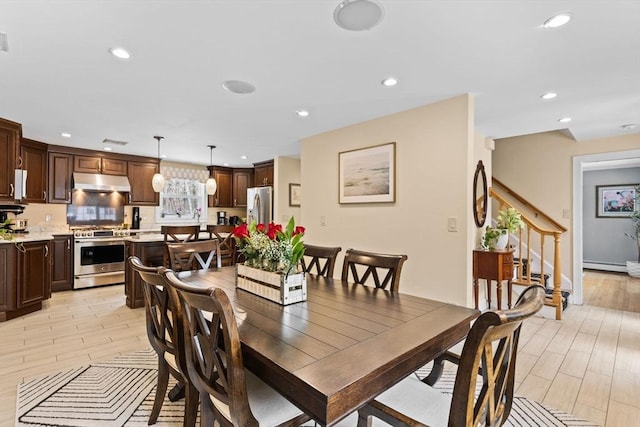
<box><xmin>253</xmin><ymin>160</ymin><xmax>274</xmax><ymax>187</ymax></box>
<box><xmin>0</xmin><ymin>118</ymin><xmax>22</xmax><ymax>201</ymax></box>
<box><xmin>74</xmin><ymin>155</ymin><xmax>127</xmax><ymax>176</ymax></box>
<box><xmin>125</xmin><ymin>239</ymin><xmax>165</xmax><ymax>308</ymax></box>
<box><xmin>128</xmin><ymin>161</ymin><xmax>159</xmax><ymax>206</ymax></box>
<box><xmin>20</xmin><ymin>138</ymin><xmax>48</xmax><ymax>203</ymax></box>
<box><xmin>48</xmin><ymin>151</ymin><xmax>73</xmax><ymax>204</ymax></box>
<box><xmin>51</xmin><ymin>235</ymin><xmax>73</xmax><ymax>292</ymax></box>
<box><xmin>207</xmin><ymin>166</ymin><xmax>233</xmax><ymax>207</ymax></box>
<box><xmin>0</xmin><ymin>240</ymin><xmax>51</xmax><ymax>322</ymax></box>
<box><xmin>232</xmin><ymin>168</ymin><xmax>253</xmax><ymax>207</ymax></box>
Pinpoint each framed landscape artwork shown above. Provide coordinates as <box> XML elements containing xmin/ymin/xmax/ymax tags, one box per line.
<box><xmin>289</xmin><ymin>183</ymin><xmax>301</xmax><ymax>207</ymax></box>
<box><xmin>596</xmin><ymin>184</ymin><xmax>638</xmax><ymax>218</ymax></box>
<box><xmin>339</xmin><ymin>142</ymin><xmax>395</xmax><ymax>204</ymax></box>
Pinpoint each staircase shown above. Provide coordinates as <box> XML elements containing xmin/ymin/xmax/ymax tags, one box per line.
<box><xmin>490</xmin><ymin>178</ymin><xmax>568</xmax><ymax>320</ymax></box>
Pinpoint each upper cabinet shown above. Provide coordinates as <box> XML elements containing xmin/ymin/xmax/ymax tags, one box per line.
<box><xmin>47</xmin><ymin>151</ymin><xmax>73</xmax><ymax>204</ymax></box>
<box><xmin>253</xmin><ymin>160</ymin><xmax>274</xmax><ymax>187</ymax></box>
<box><xmin>128</xmin><ymin>161</ymin><xmax>159</xmax><ymax>206</ymax></box>
<box><xmin>0</xmin><ymin>118</ymin><xmax>22</xmax><ymax>201</ymax></box>
<box><xmin>208</xmin><ymin>166</ymin><xmax>233</xmax><ymax>207</ymax></box>
<box><xmin>74</xmin><ymin>155</ymin><xmax>127</xmax><ymax>176</ymax></box>
<box><xmin>233</xmin><ymin>168</ymin><xmax>253</xmax><ymax>207</ymax></box>
<box><xmin>20</xmin><ymin>138</ymin><xmax>48</xmax><ymax>203</ymax></box>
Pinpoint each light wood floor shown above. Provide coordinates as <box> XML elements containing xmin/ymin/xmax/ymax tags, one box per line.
<box><xmin>1</xmin><ymin>276</ymin><xmax>639</xmax><ymax>427</ymax></box>
<box><xmin>582</xmin><ymin>269</ymin><xmax>640</xmax><ymax>313</ymax></box>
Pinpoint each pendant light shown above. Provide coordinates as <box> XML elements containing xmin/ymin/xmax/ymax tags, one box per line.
<box><xmin>206</xmin><ymin>145</ymin><xmax>218</xmax><ymax>195</ymax></box>
<box><xmin>151</xmin><ymin>136</ymin><xmax>165</xmax><ymax>192</ymax></box>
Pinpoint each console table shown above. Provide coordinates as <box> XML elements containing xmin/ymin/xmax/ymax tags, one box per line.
<box><xmin>473</xmin><ymin>249</ymin><xmax>514</xmax><ymax>310</ymax></box>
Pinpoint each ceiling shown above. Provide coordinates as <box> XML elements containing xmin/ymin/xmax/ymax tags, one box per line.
<box><xmin>1</xmin><ymin>1</ymin><xmax>638</xmax><ymax>168</ymax></box>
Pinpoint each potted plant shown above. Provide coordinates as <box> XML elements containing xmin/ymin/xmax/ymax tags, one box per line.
<box><xmin>482</xmin><ymin>207</ymin><xmax>524</xmax><ymax>250</ymax></box>
<box><xmin>625</xmin><ymin>185</ymin><xmax>640</xmax><ymax>278</ymax></box>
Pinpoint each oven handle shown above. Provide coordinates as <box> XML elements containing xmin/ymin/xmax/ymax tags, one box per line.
<box><xmin>75</xmin><ymin>271</ymin><xmax>124</xmax><ymax>279</ymax></box>
<box><xmin>75</xmin><ymin>238</ymin><xmax>127</xmax><ymax>244</ymax></box>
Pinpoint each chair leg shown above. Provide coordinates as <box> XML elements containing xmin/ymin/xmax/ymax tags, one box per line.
<box><xmin>150</xmin><ymin>358</ymin><xmax>170</xmax><ymax>425</ymax></box>
<box><xmin>357</xmin><ymin>409</ymin><xmax>372</xmax><ymax>427</ymax></box>
<box><xmin>183</xmin><ymin>382</ymin><xmax>199</xmax><ymax>427</ymax></box>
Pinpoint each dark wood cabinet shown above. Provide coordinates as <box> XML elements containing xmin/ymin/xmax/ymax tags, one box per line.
<box><xmin>74</xmin><ymin>155</ymin><xmax>127</xmax><ymax>176</ymax></box>
<box><xmin>125</xmin><ymin>239</ymin><xmax>165</xmax><ymax>308</ymax></box>
<box><xmin>233</xmin><ymin>168</ymin><xmax>253</xmax><ymax>207</ymax></box>
<box><xmin>18</xmin><ymin>240</ymin><xmax>51</xmax><ymax>306</ymax></box>
<box><xmin>253</xmin><ymin>160</ymin><xmax>274</xmax><ymax>187</ymax></box>
<box><xmin>51</xmin><ymin>235</ymin><xmax>73</xmax><ymax>292</ymax></box>
<box><xmin>20</xmin><ymin>138</ymin><xmax>48</xmax><ymax>203</ymax></box>
<box><xmin>207</xmin><ymin>166</ymin><xmax>233</xmax><ymax>207</ymax></box>
<box><xmin>0</xmin><ymin>118</ymin><xmax>22</xmax><ymax>201</ymax></box>
<box><xmin>48</xmin><ymin>151</ymin><xmax>73</xmax><ymax>204</ymax></box>
<box><xmin>0</xmin><ymin>244</ymin><xmax>16</xmax><ymax>315</ymax></box>
<box><xmin>128</xmin><ymin>161</ymin><xmax>159</xmax><ymax>206</ymax></box>
<box><xmin>0</xmin><ymin>240</ymin><xmax>51</xmax><ymax>322</ymax></box>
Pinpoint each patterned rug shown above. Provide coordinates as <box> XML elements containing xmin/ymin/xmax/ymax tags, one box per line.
<box><xmin>16</xmin><ymin>349</ymin><xmax>600</xmax><ymax>426</ymax></box>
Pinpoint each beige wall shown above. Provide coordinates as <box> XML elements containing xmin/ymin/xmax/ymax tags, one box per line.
<box><xmin>493</xmin><ymin>131</ymin><xmax>640</xmax><ymax>285</ymax></box>
<box><xmin>274</xmin><ymin>156</ymin><xmax>301</xmax><ymax>225</ymax></box>
<box><xmin>301</xmin><ymin>95</ymin><xmax>477</xmax><ymax>305</ymax></box>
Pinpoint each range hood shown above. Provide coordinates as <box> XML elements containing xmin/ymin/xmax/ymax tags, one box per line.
<box><xmin>73</xmin><ymin>172</ymin><xmax>131</xmax><ymax>192</ymax></box>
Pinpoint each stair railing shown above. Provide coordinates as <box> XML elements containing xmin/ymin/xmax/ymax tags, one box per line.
<box><xmin>490</xmin><ymin>178</ymin><xmax>567</xmax><ymax>320</ymax></box>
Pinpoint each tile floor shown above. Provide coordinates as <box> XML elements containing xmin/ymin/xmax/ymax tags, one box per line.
<box><xmin>1</xmin><ymin>277</ymin><xmax>639</xmax><ymax>426</ymax></box>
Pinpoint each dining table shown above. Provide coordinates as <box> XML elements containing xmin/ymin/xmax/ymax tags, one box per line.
<box><xmin>177</xmin><ymin>266</ymin><xmax>479</xmax><ymax>426</ymax></box>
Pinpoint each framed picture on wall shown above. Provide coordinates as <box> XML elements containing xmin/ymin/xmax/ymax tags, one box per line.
<box><xmin>596</xmin><ymin>184</ymin><xmax>638</xmax><ymax>218</ymax></box>
<box><xmin>338</xmin><ymin>142</ymin><xmax>396</xmax><ymax>204</ymax></box>
<box><xmin>289</xmin><ymin>183</ymin><xmax>301</xmax><ymax>207</ymax></box>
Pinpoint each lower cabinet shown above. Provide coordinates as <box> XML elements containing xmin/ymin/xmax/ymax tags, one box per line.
<box><xmin>0</xmin><ymin>240</ymin><xmax>52</xmax><ymax>322</ymax></box>
<box><xmin>52</xmin><ymin>235</ymin><xmax>73</xmax><ymax>292</ymax></box>
<box><xmin>125</xmin><ymin>240</ymin><xmax>164</xmax><ymax>309</ymax></box>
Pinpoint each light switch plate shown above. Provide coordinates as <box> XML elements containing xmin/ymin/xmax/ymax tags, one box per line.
<box><xmin>447</xmin><ymin>217</ymin><xmax>457</xmax><ymax>232</ymax></box>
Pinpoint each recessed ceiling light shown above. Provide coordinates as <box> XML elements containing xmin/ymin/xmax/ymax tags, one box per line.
<box><xmin>109</xmin><ymin>47</ymin><xmax>131</xmax><ymax>60</ymax></box>
<box><xmin>296</xmin><ymin>110</ymin><xmax>310</xmax><ymax>117</ymax></box>
<box><xmin>381</xmin><ymin>77</ymin><xmax>398</xmax><ymax>87</ymax></box>
<box><xmin>223</xmin><ymin>163</ymin><xmax>230</xmax><ymax>166</ymax></box>
<box><xmin>104</xmin><ymin>147</ymin><xmax>112</xmax><ymax>151</ymax></box>
<box><xmin>541</xmin><ymin>92</ymin><xmax>557</xmax><ymax>100</ymax></box>
<box><xmin>160</xmin><ymin>154</ymin><xmax>167</xmax><ymax>159</ymax></box>
<box><xmin>543</xmin><ymin>13</ymin><xmax>572</xmax><ymax>29</ymax></box>
<box><xmin>334</xmin><ymin>0</ymin><xmax>385</xmax><ymax>31</ymax></box>
<box><xmin>558</xmin><ymin>117</ymin><xmax>572</xmax><ymax>123</ymax></box>
<box><xmin>621</xmin><ymin>123</ymin><xmax>638</xmax><ymax>130</ymax></box>
<box><xmin>240</xmin><ymin>155</ymin><xmax>248</xmax><ymax>160</ymax></box>
<box><xmin>61</xmin><ymin>132</ymin><xmax>71</xmax><ymax>138</ymax></box>
<box><xmin>222</xmin><ymin>80</ymin><xmax>256</xmax><ymax>94</ymax></box>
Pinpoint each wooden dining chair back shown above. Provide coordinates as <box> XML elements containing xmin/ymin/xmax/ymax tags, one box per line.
<box><xmin>357</xmin><ymin>285</ymin><xmax>545</xmax><ymax>427</ymax></box>
<box><xmin>166</xmin><ymin>239</ymin><xmax>221</xmax><ymax>272</ymax></box>
<box><xmin>162</xmin><ymin>270</ymin><xmax>311</xmax><ymax>427</ymax></box>
<box><xmin>207</xmin><ymin>224</ymin><xmax>237</xmax><ymax>266</ymax></box>
<box><xmin>301</xmin><ymin>244</ymin><xmax>342</xmax><ymax>277</ymax></box>
<box><xmin>341</xmin><ymin>248</ymin><xmax>408</xmax><ymax>292</ymax></box>
<box><xmin>128</xmin><ymin>256</ymin><xmax>197</xmax><ymax>426</ymax></box>
<box><xmin>161</xmin><ymin>225</ymin><xmax>201</xmax><ymax>268</ymax></box>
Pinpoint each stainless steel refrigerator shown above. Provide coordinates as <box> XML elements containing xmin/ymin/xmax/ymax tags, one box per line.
<box><xmin>247</xmin><ymin>186</ymin><xmax>272</xmax><ymax>225</ymax></box>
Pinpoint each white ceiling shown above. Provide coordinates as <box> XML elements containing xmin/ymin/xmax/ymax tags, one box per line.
<box><xmin>1</xmin><ymin>1</ymin><xmax>639</xmax><ymax>168</ymax></box>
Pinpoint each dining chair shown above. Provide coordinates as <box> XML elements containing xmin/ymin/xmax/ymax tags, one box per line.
<box><xmin>341</xmin><ymin>248</ymin><xmax>408</xmax><ymax>292</ymax></box>
<box><xmin>166</xmin><ymin>239</ymin><xmax>221</xmax><ymax>272</ymax></box>
<box><xmin>161</xmin><ymin>225</ymin><xmax>201</xmax><ymax>268</ymax></box>
<box><xmin>207</xmin><ymin>224</ymin><xmax>237</xmax><ymax>266</ymax></box>
<box><xmin>356</xmin><ymin>285</ymin><xmax>545</xmax><ymax>427</ymax></box>
<box><xmin>301</xmin><ymin>244</ymin><xmax>342</xmax><ymax>277</ymax></box>
<box><xmin>162</xmin><ymin>269</ymin><xmax>312</xmax><ymax>427</ymax></box>
<box><xmin>128</xmin><ymin>256</ymin><xmax>198</xmax><ymax>427</ymax></box>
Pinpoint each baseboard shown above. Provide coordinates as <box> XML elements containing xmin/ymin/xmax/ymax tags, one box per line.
<box><xmin>583</xmin><ymin>262</ymin><xmax>627</xmax><ymax>273</ymax></box>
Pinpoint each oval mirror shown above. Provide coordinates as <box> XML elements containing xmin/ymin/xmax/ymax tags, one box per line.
<box><xmin>473</xmin><ymin>160</ymin><xmax>488</xmax><ymax>227</ymax></box>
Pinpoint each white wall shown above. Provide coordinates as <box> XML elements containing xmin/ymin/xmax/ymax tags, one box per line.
<box><xmin>301</xmin><ymin>95</ymin><xmax>477</xmax><ymax>306</ymax></box>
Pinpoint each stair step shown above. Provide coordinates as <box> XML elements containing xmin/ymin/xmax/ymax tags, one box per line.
<box><xmin>545</xmin><ymin>288</ymin><xmax>570</xmax><ymax>311</ymax></box>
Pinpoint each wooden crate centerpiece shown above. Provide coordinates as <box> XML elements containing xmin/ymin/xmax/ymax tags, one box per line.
<box><xmin>236</xmin><ymin>264</ymin><xmax>307</xmax><ymax>305</ymax></box>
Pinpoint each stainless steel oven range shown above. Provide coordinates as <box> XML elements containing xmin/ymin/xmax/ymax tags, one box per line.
<box><xmin>73</xmin><ymin>228</ymin><xmax>130</xmax><ymax>290</ymax></box>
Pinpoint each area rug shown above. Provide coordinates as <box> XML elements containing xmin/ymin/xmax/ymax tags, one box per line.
<box><xmin>16</xmin><ymin>349</ymin><xmax>600</xmax><ymax>426</ymax></box>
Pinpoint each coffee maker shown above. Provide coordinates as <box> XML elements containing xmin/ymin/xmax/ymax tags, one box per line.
<box><xmin>217</xmin><ymin>211</ymin><xmax>227</xmax><ymax>225</ymax></box>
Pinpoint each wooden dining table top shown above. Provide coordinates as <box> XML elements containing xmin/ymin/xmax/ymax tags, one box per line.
<box><xmin>177</xmin><ymin>266</ymin><xmax>479</xmax><ymax>426</ymax></box>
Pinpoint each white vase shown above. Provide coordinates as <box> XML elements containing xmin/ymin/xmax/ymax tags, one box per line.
<box><xmin>626</xmin><ymin>261</ymin><xmax>640</xmax><ymax>278</ymax></box>
<box><xmin>495</xmin><ymin>231</ymin><xmax>509</xmax><ymax>250</ymax></box>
